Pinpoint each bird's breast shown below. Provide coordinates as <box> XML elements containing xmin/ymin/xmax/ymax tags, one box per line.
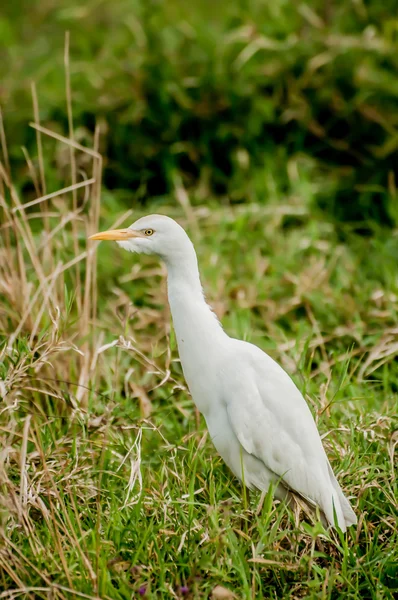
<box><xmin>177</xmin><ymin>341</ymin><xmax>219</xmax><ymax>415</ymax></box>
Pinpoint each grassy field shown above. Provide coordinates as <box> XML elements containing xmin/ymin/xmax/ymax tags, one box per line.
<box><xmin>0</xmin><ymin>106</ymin><xmax>397</xmax><ymax>600</ymax></box>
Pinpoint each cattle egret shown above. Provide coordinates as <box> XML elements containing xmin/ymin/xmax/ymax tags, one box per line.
<box><xmin>90</xmin><ymin>214</ymin><xmax>357</xmax><ymax>531</ymax></box>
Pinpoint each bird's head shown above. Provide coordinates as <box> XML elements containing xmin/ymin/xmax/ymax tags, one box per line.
<box><xmin>89</xmin><ymin>214</ymin><xmax>192</xmax><ymax>263</ymax></box>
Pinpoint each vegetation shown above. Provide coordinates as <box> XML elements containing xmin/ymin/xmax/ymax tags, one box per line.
<box><xmin>1</xmin><ymin>0</ymin><xmax>398</xmax><ymax>223</ymax></box>
<box><xmin>1</xmin><ymin>122</ymin><xmax>397</xmax><ymax>597</ymax></box>
<box><xmin>0</xmin><ymin>1</ymin><xmax>397</xmax><ymax>598</ymax></box>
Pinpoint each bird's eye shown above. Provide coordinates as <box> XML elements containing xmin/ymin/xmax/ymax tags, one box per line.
<box><xmin>144</xmin><ymin>229</ymin><xmax>154</xmax><ymax>236</ymax></box>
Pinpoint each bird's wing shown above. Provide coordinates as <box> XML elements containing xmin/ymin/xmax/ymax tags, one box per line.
<box><xmin>221</xmin><ymin>341</ymin><xmax>330</xmax><ymax>506</ymax></box>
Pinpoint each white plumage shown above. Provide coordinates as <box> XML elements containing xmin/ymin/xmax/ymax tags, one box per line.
<box><xmin>90</xmin><ymin>214</ymin><xmax>357</xmax><ymax>531</ymax></box>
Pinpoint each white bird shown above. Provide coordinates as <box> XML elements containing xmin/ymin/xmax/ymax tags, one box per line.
<box><xmin>90</xmin><ymin>214</ymin><xmax>357</xmax><ymax>531</ymax></box>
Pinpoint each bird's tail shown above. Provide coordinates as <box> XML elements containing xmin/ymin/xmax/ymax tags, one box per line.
<box><xmin>320</xmin><ymin>461</ymin><xmax>357</xmax><ymax>532</ymax></box>
<box><xmin>328</xmin><ymin>461</ymin><xmax>358</xmax><ymax>527</ymax></box>
<box><xmin>277</xmin><ymin>466</ymin><xmax>357</xmax><ymax>532</ymax></box>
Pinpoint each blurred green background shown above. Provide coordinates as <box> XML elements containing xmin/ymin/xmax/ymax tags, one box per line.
<box><xmin>1</xmin><ymin>0</ymin><xmax>397</xmax><ymax>225</ymax></box>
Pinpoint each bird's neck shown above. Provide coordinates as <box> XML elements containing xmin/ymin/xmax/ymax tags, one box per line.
<box><xmin>165</xmin><ymin>246</ymin><xmax>227</xmax><ymax>398</ymax></box>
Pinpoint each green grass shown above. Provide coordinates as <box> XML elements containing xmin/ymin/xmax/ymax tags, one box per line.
<box><xmin>1</xmin><ymin>121</ymin><xmax>397</xmax><ymax>599</ymax></box>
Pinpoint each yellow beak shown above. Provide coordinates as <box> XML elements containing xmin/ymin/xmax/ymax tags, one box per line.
<box><xmin>89</xmin><ymin>228</ymin><xmax>144</xmax><ymax>241</ymax></box>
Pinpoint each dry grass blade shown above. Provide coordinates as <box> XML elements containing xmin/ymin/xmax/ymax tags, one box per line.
<box><xmin>31</xmin><ymin>82</ymin><xmax>47</xmax><ymax>197</ymax></box>
<box><xmin>11</xmin><ymin>178</ymin><xmax>96</xmax><ymax>213</ymax></box>
<box><xmin>29</xmin><ymin>123</ymin><xmax>101</xmax><ymax>159</ymax></box>
<box><xmin>358</xmin><ymin>328</ymin><xmax>398</xmax><ymax>380</ymax></box>
<box><xmin>64</xmin><ymin>31</ymin><xmax>81</xmax><ymax>313</ymax></box>
<box><xmin>0</xmin><ymin>107</ymin><xmax>11</xmax><ymax>177</ymax></box>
